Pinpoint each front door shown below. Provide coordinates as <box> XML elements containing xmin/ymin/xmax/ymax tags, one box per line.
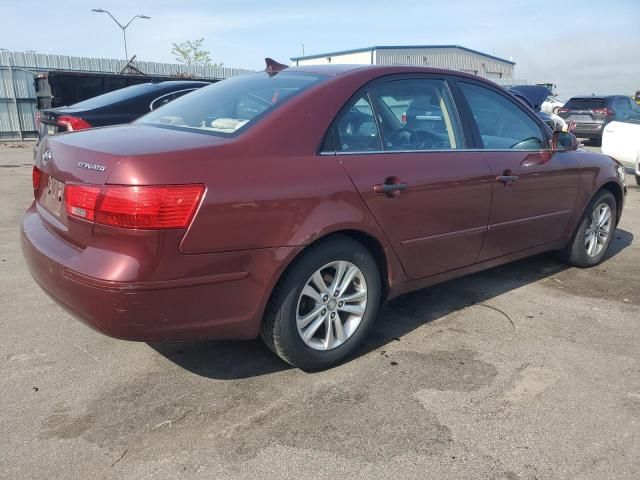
<box><xmin>331</xmin><ymin>77</ymin><xmax>492</xmax><ymax>279</ymax></box>
<box><xmin>456</xmin><ymin>81</ymin><xmax>580</xmax><ymax>260</ymax></box>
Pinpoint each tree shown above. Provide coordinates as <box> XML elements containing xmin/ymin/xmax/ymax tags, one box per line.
<box><xmin>171</xmin><ymin>38</ymin><xmax>222</xmax><ymax>67</ymax></box>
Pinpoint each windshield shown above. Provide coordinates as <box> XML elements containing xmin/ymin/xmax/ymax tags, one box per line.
<box><xmin>137</xmin><ymin>72</ymin><xmax>326</xmax><ymax>136</ymax></box>
<box><xmin>70</xmin><ymin>83</ymin><xmax>158</xmax><ymax>109</ymax></box>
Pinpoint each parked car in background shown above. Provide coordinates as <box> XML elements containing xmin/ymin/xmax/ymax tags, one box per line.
<box><xmin>541</xmin><ymin>96</ymin><xmax>564</xmax><ymax>114</ymax></box>
<box><xmin>35</xmin><ymin>80</ymin><xmax>210</xmax><ymax>144</ymax></box>
<box><xmin>508</xmin><ymin>85</ymin><xmax>567</xmax><ymax>131</ymax></box>
<box><xmin>557</xmin><ymin>95</ymin><xmax>640</xmax><ymax>142</ymax></box>
<box><xmin>23</xmin><ymin>64</ymin><xmax>626</xmax><ymax>369</ymax></box>
<box><xmin>635</xmin><ymin>90</ymin><xmax>640</xmax><ymax>105</ymax></box>
<box><xmin>602</xmin><ymin>120</ymin><xmax>640</xmax><ymax>185</ymax></box>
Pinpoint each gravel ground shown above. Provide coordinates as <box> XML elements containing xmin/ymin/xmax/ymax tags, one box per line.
<box><xmin>1</xmin><ymin>143</ymin><xmax>639</xmax><ymax>479</ymax></box>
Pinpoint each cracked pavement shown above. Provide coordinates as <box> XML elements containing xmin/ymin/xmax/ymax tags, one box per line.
<box><xmin>1</xmin><ymin>144</ymin><xmax>639</xmax><ymax>479</ymax></box>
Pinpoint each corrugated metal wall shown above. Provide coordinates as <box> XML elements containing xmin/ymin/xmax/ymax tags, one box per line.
<box><xmin>375</xmin><ymin>47</ymin><xmax>514</xmax><ymax>81</ymax></box>
<box><xmin>0</xmin><ymin>66</ymin><xmax>37</xmax><ymax>140</ymax></box>
<box><xmin>294</xmin><ymin>47</ymin><xmax>517</xmax><ymax>83</ymax></box>
<box><xmin>0</xmin><ymin>50</ymin><xmax>253</xmax><ymax>141</ymax></box>
<box><xmin>295</xmin><ymin>50</ymin><xmax>373</xmax><ymax>66</ymax></box>
<box><xmin>0</xmin><ymin>51</ymin><xmax>253</xmax><ymax>85</ymax></box>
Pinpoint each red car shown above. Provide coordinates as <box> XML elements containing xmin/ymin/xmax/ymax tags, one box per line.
<box><xmin>22</xmin><ymin>62</ymin><xmax>627</xmax><ymax>369</ymax></box>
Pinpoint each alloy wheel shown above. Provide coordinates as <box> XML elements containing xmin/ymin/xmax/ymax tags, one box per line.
<box><xmin>296</xmin><ymin>261</ymin><xmax>368</xmax><ymax>351</ymax></box>
<box><xmin>585</xmin><ymin>203</ymin><xmax>611</xmax><ymax>257</ymax></box>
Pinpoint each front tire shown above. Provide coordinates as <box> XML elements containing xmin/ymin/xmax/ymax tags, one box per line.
<box><xmin>635</xmin><ymin>173</ymin><xmax>640</xmax><ymax>186</ymax></box>
<box><xmin>561</xmin><ymin>190</ymin><xmax>617</xmax><ymax>268</ymax></box>
<box><xmin>260</xmin><ymin>236</ymin><xmax>381</xmax><ymax>370</ymax></box>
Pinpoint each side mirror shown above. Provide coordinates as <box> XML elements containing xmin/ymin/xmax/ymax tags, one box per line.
<box><xmin>552</xmin><ymin>130</ymin><xmax>578</xmax><ymax>151</ymax></box>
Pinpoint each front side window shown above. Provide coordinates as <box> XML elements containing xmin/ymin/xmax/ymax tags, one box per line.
<box><xmin>138</xmin><ymin>72</ymin><xmax>326</xmax><ymax>136</ymax></box>
<box><xmin>369</xmin><ymin>79</ymin><xmax>462</xmax><ymax>151</ymax></box>
<box><xmin>460</xmin><ymin>82</ymin><xmax>546</xmax><ymax>150</ymax></box>
<box><xmin>331</xmin><ymin>78</ymin><xmax>462</xmax><ymax>153</ymax></box>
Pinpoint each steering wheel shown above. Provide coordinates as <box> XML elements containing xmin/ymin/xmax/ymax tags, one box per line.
<box><xmin>386</xmin><ymin>127</ymin><xmax>412</xmax><ymax>148</ymax></box>
<box><xmin>510</xmin><ymin>136</ymin><xmax>543</xmax><ymax>150</ymax></box>
<box><xmin>387</xmin><ymin>128</ymin><xmax>444</xmax><ymax>150</ymax></box>
<box><xmin>409</xmin><ymin>129</ymin><xmax>443</xmax><ymax>150</ymax></box>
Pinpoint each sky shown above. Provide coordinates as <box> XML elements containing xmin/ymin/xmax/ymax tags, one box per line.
<box><xmin>1</xmin><ymin>0</ymin><xmax>638</xmax><ymax>99</ymax></box>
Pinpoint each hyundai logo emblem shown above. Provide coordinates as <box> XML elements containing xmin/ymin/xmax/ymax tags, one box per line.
<box><xmin>42</xmin><ymin>149</ymin><xmax>52</xmax><ymax>165</ymax></box>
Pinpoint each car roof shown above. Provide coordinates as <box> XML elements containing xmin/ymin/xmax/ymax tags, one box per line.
<box><xmin>282</xmin><ymin>64</ymin><xmax>491</xmax><ymax>82</ymax></box>
<box><xmin>568</xmin><ymin>95</ymin><xmax>626</xmax><ymax>100</ymax></box>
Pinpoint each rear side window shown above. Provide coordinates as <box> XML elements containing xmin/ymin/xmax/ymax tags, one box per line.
<box><xmin>150</xmin><ymin>89</ymin><xmax>197</xmax><ymax>111</ymax></box>
<box><xmin>613</xmin><ymin>98</ymin><xmax>631</xmax><ymax>114</ymax></box>
<box><xmin>564</xmin><ymin>98</ymin><xmax>606</xmax><ymax>110</ymax></box>
<box><xmin>71</xmin><ymin>83</ymin><xmax>158</xmax><ymax>108</ymax></box>
<box><xmin>460</xmin><ymin>82</ymin><xmax>545</xmax><ymax>150</ymax></box>
<box><xmin>334</xmin><ymin>96</ymin><xmax>382</xmax><ymax>152</ymax></box>
<box><xmin>139</xmin><ymin>72</ymin><xmax>326</xmax><ymax>137</ymax></box>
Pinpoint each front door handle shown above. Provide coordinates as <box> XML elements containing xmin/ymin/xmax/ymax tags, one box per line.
<box><xmin>373</xmin><ymin>181</ymin><xmax>408</xmax><ymax>197</ymax></box>
<box><xmin>496</xmin><ymin>173</ymin><xmax>519</xmax><ymax>185</ymax></box>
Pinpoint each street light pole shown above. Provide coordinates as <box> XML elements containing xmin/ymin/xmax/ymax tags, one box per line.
<box><xmin>91</xmin><ymin>9</ymin><xmax>150</xmax><ymax>61</ymax></box>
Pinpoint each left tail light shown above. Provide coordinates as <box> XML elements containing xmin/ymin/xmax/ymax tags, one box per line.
<box><xmin>32</xmin><ymin>166</ymin><xmax>42</xmax><ymax>195</ymax></box>
<box><xmin>56</xmin><ymin>116</ymin><xmax>92</xmax><ymax>132</ymax></box>
<box><xmin>65</xmin><ymin>184</ymin><xmax>205</xmax><ymax>229</ymax></box>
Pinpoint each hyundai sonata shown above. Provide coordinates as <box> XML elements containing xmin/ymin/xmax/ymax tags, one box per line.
<box><xmin>22</xmin><ymin>61</ymin><xmax>626</xmax><ymax>369</ymax></box>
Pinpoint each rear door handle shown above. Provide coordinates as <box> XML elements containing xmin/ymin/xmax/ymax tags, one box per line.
<box><xmin>373</xmin><ymin>182</ymin><xmax>408</xmax><ymax>197</ymax></box>
<box><xmin>496</xmin><ymin>174</ymin><xmax>519</xmax><ymax>184</ymax></box>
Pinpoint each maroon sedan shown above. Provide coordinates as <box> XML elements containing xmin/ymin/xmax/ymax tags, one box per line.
<box><xmin>22</xmin><ymin>63</ymin><xmax>626</xmax><ymax>369</ymax></box>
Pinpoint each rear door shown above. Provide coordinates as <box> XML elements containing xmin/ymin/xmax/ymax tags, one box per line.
<box><xmin>455</xmin><ymin>80</ymin><xmax>580</xmax><ymax>260</ymax></box>
<box><xmin>332</xmin><ymin>76</ymin><xmax>492</xmax><ymax>279</ymax></box>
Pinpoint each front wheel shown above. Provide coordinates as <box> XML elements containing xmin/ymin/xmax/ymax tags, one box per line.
<box><xmin>560</xmin><ymin>190</ymin><xmax>617</xmax><ymax>268</ymax></box>
<box><xmin>635</xmin><ymin>173</ymin><xmax>640</xmax><ymax>186</ymax></box>
<box><xmin>260</xmin><ymin>237</ymin><xmax>381</xmax><ymax>370</ymax></box>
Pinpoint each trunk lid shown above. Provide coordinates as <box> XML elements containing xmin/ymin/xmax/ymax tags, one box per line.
<box><xmin>34</xmin><ymin>124</ymin><xmax>230</xmax><ymax>247</ymax></box>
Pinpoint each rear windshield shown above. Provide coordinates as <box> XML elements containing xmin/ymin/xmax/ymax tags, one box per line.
<box><xmin>70</xmin><ymin>83</ymin><xmax>158</xmax><ymax>108</ymax></box>
<box><xmin>137</xmin><ymin>72</ymin><xmax>326</xmax><ymax>136</ymax></box>
<box><xmin>564</xmin><ymin>98</ymin><xmax>606</xmax><ymax>110</ymax></box>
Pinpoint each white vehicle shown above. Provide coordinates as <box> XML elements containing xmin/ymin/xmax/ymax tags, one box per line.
<box><xmin>602</xmin><ymin>120</ymin><xmax>640</xmax><ymax>185</ymax></box>
<box><xmin>541</xmin><ymin>96</ymin><xmax>564</xmax><ymax>114</ymax></box>
<box><xmin>548</xmin><ymin>112</ymin><xmax>568</xmax><ymax>131</ymax></box>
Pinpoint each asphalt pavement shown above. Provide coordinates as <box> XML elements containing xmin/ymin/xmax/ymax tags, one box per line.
<box><xmin>1</xmin><ymin>143</ymin><xmax>639</xmax><ymax>479</ymax></box>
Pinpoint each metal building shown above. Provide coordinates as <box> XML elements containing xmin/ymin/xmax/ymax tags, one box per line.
<box><xmin>291</xmin><ymin>45</ymin><xmax>515</xmax><ymax>82</ymax></box>
<box><xmin>0</xmin><ymin>50</ymin><xmax>253</xmax><ymax>141</ymax></box>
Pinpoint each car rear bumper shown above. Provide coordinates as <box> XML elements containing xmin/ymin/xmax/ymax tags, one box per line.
<box><xmin>20</xmin><ymin>203</ymin><xmax>300</xmax><ymax>342</ymax></box>
<box><xmin>571</xmin><ymin>122</ymin><xmax>605</xmax><ymax>138</ymax></box>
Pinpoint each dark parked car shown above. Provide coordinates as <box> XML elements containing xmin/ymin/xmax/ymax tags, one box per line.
<box><xmin>508</xmin><ymin>85</ymin><xmax>566</xmax><ymax>131</ymax></box>
<box><xmin>35</xmin><ymin>80</ymin><xmax>210</xmax><ymax>142</ymax></box>
<box><xmin>557</xmin><ymin>95</ymin><xmax>640</xmax><ymax>141</ymax></box>
<box><xmin>22</xmin><ymin>64</ymin><xmax>626</xmax><ymax>369</ymax></box>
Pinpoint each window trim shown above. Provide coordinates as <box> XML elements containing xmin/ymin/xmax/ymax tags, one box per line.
<box><xmin>149</xmin><ymin>88</ymin><xmax>200</xmax><ymax>111</ymax></box>
<box><xmin>318</xmin><ymin>73</ymin><xmax>472</xmax><ymax>155</ymax></box>
<box><xmin>450</xmin><ymin>78</ymin><xmax>552</xmax><ymax>151</ymax></box>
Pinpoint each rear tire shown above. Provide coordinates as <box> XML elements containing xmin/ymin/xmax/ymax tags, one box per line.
<box><xmin>560</xmin><ymin>190</ymin><xmax>617</xmax><ymax>268</ymax></box>
<box><xmin>260</xmin><ymin>236</ymin><xmax>381</xmax><ymax>370</ymax></box>
<box><xmin>635</xmin><ymin>174</ymin><xmax>640</xmax><ymax>186</ymax></box>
